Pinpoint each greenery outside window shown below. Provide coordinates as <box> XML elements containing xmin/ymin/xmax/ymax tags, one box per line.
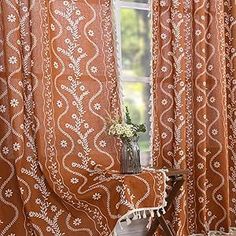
<box><xmin>113</xmin><ymin>0</ymin><xmax>151</xmax><ymax>166</ymax></box>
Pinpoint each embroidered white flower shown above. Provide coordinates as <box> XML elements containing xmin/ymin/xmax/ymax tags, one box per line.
<box><xmin>35</xmin><ymin>198</ymin><xmax>41</xmax><ymax>204</ymax></box>
<box><xmin>24</xmin><ymin>45</ymin><xmax>30</xmax><ymax>52</ymax></box>
<box><xmin>179</xmin><ymin>115</ymin><xmax>184</xmax><ymax>121</ymax></box>
<box><xmin>197</xmin><ymin>129</ymin><xmax>203</xmax><ymax>136</ymax></box>
<box><xmin>94</xmin><ymin>103</ymin><xmax>101</xmax><ymax>110</ymax></box>
<box><xmin>167</xmin><ymin>151</ymin><xmax>172</xmax><ymax>156</ymax></box>
<box><xmin>207</xmin><ymin>33</ymin><xmax>211</xmax><ymax>39</ymax></box>
<box><xmin>57</xmin><ymin>100</ymin><xmax>63</xmax><ymax>108</ymax></box>
<box><xmin>51</xmin><ymin>205</ymin><xmax>57</xmax><ymax>212</ymax></box>
<box><xmin>161</xmin><ymin>66</ymin><xmax>167</xmax><ymax>72</ymax></box>
<box><xmin>208</xmin><ymin>65</ymin><xmax>213</xmax><ymax>71</ymax></box>
<box><xmin>99</xmin><ymin>140</ymin><xmax>106</xmax><ymax>148</ymax></box>
<box><xmin>5</xmin><ymin>189</ymin><xmax>13</xmax><ymax>198</ymax></box>
<box><xmin>9</xmin><ymin>56</ymin><xmax>17</xmax><ymax>65</ymax></box>
<box><xmin>65</xmin><ymin>38</ymin><xmax>70</xmax><ymax>44</ymax></box>
<box><xmin>216</xmin><ymin>194</ymin><xmax>223</xmax><ymax>201</ymax></box>
<box><xmin>196</xmin><ymin>96</ymin><xmax>203</xmax><ymax>102</ymax></box>
<box><xmin>27</xmin><ymin>156</ymin><xmax>32</xmax><ymax>162</ymax></box>
<box><xmin>178</xmin><ymin>13</ymin><xmax>182</xmax><ymax>18</ymax></box>
<box><xmin>53</xmin><ymin>62</ymin><xmax>58</xmax><ymax>69</ymax></box>
<box><xmin>77</xmin><ymin>152</ymin><xmax>83</xmax><ymax>158</ymax></box>
<box><xmin>195</xmin><ymin>30</ymin><xmax>202</xmax><ymax>36</ymax></box>
<box><xmin>7</xmin><ymin>14</ymin><xmax>16</xmax><ymax>22</ymax></box>
<box><xmin>161</xmin><ymin>33</ymin><xmax>167</xmax><ymax>40</ymax></box>
<box><xmin>0</xmin><ymin>105</ymin><xmax>6</xmax><ymax>113</ymax></box>
<box><xmin>116</xmin><ymin>185</ymin><xmax>122</xmax><ymax>192</ymax></box>
<box><xmin>160</xmin><ymin>0</ymin><xmax>166</xmax><ymax>7</ymax></box>
<box><xmin>209</xmin><ymin>97</ymin><xmax>216</xmax><ymax>103</ymax></box>
<box><xmin>0</xmin><ymin>65</ymin><xmax>4</xmax><ymax>72</ymax></box>
<box><xmin>88</xmin><ymin>30</ymin><xmax>94</xmax><ymax>37</ymax></box>
<box><xmin>10</xmin><ymin>99</ymin><xmax>19</xmax><ymax>108</ymax></box>
<box><xmin>77</xmin><ymin>47</ymin><xmax>83</xmax><ymax>53</ymax></box>
<box><xmin>161</xmin><ymin>132</ymin><xmax>167</xmax><ymax>139</ymax></box>
<box><xmin>197</xmin><ymin>163</ymin><xmax>204</xmax><ymax>170</ymax></box>
<box><xmin>51</xmin><ymin>24</ymin><xmax>55</xmax><ymax>31</ymax></box>
<box><xmin>91</xmin><ymin>161</ymin><xmax>96</xmax><ymax>166</ymax></box>
<box><xmin>161</xmin><ymin>99</ymin><xmax>168</xmax><ymax>105</ymax></box>
<box><xmin>60</xmin><ymin>140</ymin><xmax>67</xmax><ymax>148</ymax></box>
<box><xmin>207</xmin><ymin>211</ymin><xmax>212</xmax><ymax>216</ymax></box>
<box><xmin>203</xmin><ymin>114</ymin><xmax>208</xmax><ymax>121</ymax></box>
<box><xmin>179</xmin><ymin>150</ymin><xmax>184</xmax><ymax>156</ymax></box>
<box><xmin>2</xmin><ymin>147</ymin><xmax>9</xmax><ymax>155</ymax></box>
<box><xmin>84</xmin><ymin>123</ymin><xmax>89</xmax><ymax>129</ymax></box>
<box><xmin>90</xmin><ymin>66</ymin><xmax>98</xmax><ymax>74</ymax></box>
<box><xmin>63</xmin><ymin>1</ymin><xmax>69</xmax><ymax>6</ymax></box>
<box><xmin>212</xmin><ymin>129</ymin><xmax>218</xmax><ymax>136</ymax></box>
<box><xmin>71</xmin><ymin>178</ymin><xmax>79</xmax><ymax>184</ymax></box>
<box><xmin>13</xmin><ymin>142</ymin><xmax>20</xmax><ymax>151</ymax></box>
<box><xmin>73</xmin><ymin>218</ymin><xmax>82</xmax><ymax>226</ymax></box>
<box><xmin>92</xmin><ymin>193</ymin><xmax>101</xmax><ymax>200</ymax></box>
<box><xmin>196</xmin><ymin>63</ymin><xmax>202</xmax><ymax>69</ymax></box>
<box><xmin>20</xmin><ymin>187</ymin><xmax>24</xmax><ymax>194</ymax></box>
<box><xmin>80</xmin><ymin>85</ymin><xmax>85</xmax><ymax>91</ymax></box>
<box><xmin>76</xmin><ymin>10</ymin><xmax>81</xmax><ymax>16</ymax></box>
<box><xmin>213</xmin><ymin>161</ymin><xmax>220</xmax><ymax>168</ymax></box>
<box><xmin>198</xmin><ymin>197</ymin><xmax>204</xmax><ymax>203</ymax></box>
<box><xmin>22</xmin><ymin>6</ymin><xmax>28</xmax><ymax>12</ymax></box>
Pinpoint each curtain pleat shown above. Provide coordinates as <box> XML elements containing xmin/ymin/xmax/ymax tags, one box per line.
<box><xmin>152</xmin><ymin>0</ymin><xmax>236</xmax><ymax>235</ymax></box>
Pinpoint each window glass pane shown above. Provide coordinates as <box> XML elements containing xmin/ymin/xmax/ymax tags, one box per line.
<box><xmin>121</xmin><ymin>8</ymin><xmax>151</xmax><ymax>78</ymax></box>
<box><xmin>122</xmin><ymin>81</ymin><xmax>151</xmax><ymax>166</ymax></box>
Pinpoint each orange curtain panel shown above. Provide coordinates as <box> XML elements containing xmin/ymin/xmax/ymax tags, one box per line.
<box><xmin>151</xmin><ymin>0</ymin><xmax>236</xmax><ymax>235</ymax></box>
<box><xmin>0</xmin><ymin>1</ymin><xmax>168</xmax><ymax>235</ymax></box>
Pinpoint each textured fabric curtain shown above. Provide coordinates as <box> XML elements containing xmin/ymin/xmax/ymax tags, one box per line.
<box><xmin>152</xmin><ymin>0</ymin><xmax>236</xmax><ymax>235</ymax></box>
<box><xmin>0</xmin><ymin>1</ymin><xmax>168</xmax><ymax>235</ymax></box>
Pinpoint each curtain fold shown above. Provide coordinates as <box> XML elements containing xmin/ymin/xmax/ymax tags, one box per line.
<box><xmin>152</xmin><ymin>0</ymin><xmax>236</xmax><ymax>235</ymax></box>
<box><xmin>0</xmin><ymin>1</ymin><xmax>168</xmax><ymax>235</ymax></box>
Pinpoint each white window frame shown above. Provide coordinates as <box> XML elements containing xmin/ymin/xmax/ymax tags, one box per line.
<box><xmin>113</xmin><ymin>0</ymin><xmax>151</xmax><ymax>84</ymax></box>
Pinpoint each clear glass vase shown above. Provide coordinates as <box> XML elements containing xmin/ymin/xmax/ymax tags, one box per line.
<box><xmin>121</xmin><ymin>136</ymin><xmax>142</xmax><ymax>174</ymax></box>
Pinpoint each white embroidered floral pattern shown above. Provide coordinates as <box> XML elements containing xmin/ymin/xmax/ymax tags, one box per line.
<box><xmin>10</xmin><ymin>99</ymin><xmax>19</xmax><ymax>107</ymax></box>
<box><xmin>5</xmin><ymin>189</ymin><xmax>13</xmax><ymax>198</ymax></box>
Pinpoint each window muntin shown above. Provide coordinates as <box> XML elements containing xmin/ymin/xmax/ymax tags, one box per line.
<box><xmin>114</xmin><ymin>0</ymin><xmax>151</xmax><ymax>165</ymax></box>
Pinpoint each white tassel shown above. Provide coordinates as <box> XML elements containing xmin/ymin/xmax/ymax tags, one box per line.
<box><xmin>133</xmin><ymin>213</ymin><xmax>138</xmax><ymax>220</ymax></box>
<box><xmin>143</xmin><ymin>210</ymin><xmax>147</xmax><ymax>218</ymax></box>
<box><xmin>119</xmin><ymin>221</ymin><xmax>123</xmax><ymax>230</ymax></box>
<box><xmin>162</xmin><ymin>208</ymin><xmax>166</xmax><ymax>214</ymax></box>
<box><xmin>146</xmin><ymin>217</ymin><xmax>152</xmax><ymax>229</ymax></box>
<box><xmin>150</xmin><ymin>210</ymin><xmax>154</xmax><ymax>217</ymax></box>
<box><xmin>126</xmin><ymin>216</ymin><xmax>132</xmax><ymax>225</ymax></box>
<box><xmin>156</xmin><ymin>210</ymin><xmax>161</xmax><ymax>217</ymax></box>
<box><xmin>138</xmin><ymin>211</ymin><xmax>142</xmax><ymax>219</ymax></box>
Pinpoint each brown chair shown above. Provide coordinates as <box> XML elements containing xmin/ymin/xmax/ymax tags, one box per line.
<box><xmin>147</xmin><ymin>169</ymin><xmax>188</xmax><ymax>236</ymax></box>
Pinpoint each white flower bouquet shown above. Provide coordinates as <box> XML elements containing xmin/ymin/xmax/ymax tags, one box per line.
<box><xmin>108</xmin><ymin>107</ymin><xmax>146</xmax><ymax>142</ymax></box>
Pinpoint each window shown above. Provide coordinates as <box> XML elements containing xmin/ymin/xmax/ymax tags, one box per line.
<box><xmin>113</xmin><ymin>0</ymin><xmax>151</xmax><ymax>166</ymax></box>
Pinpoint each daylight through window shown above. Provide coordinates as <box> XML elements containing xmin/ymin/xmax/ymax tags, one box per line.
<box><xmin>114</xmin><ymin>0</ymin><xmax>151</xmax><ymax>166</ymax></box>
